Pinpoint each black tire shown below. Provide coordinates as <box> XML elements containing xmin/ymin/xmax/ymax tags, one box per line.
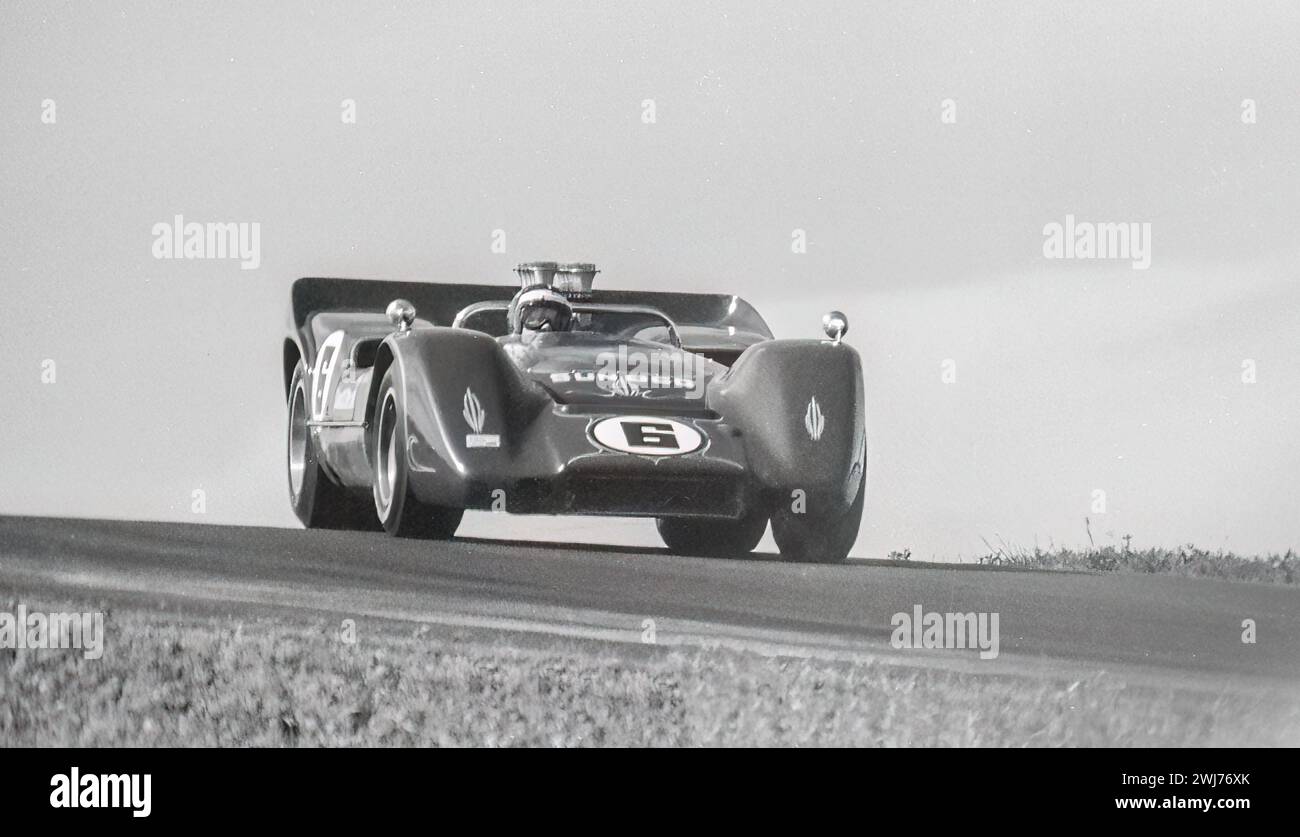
<box><xmin>655</xmin><ymin>510</ymin><xmax>767</xmax><ymax>558</ymax></box>
<box><xmin>770</xmin><ymin>471</ymin><xmax>865</xmax><ymax>564</ymax></box>
<box><xmin>287</xmin><ymin>360</ymin><xmax>378</xmax><ymax>529</ymax></box>
<box><xmin>371</xmin><ymin>368</ymin><xmax>464</xmax><ymax>539</ymax></box>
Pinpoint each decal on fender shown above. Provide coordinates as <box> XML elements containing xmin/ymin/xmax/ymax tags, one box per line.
<box><xmin>804</xmin><ymin>396</ymin><xmax>825</xmax><ymax>441</ymax></box>
<box><xmin>462</xmin><ymin>388</ymin><xmax>500</xmax><ymax>448</ymax></box>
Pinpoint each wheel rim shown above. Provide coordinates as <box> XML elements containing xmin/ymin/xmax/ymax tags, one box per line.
<box><xmin>375</xmin><ymin>389</ymin><xmax>398</xmax><ymax>516</ymax></box>
<box><xmin>288</xmin><ymin>383</ymin><xmax>308</xmax><ymax>498</ymax></box>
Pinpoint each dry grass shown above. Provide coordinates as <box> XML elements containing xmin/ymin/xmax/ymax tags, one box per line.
<box><xmin>3</xmin><ymin>596</ymin><xmax>1296</xmax><ymax>747</ymax></box>
<box><xmin>975</xmin><ymin>534</ymin><xmax>1298</xmax><ymax>585</ymax></box>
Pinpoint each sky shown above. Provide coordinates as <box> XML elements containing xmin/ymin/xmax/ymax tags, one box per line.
<box><xmin>1</xmin><ymin>1</ymin><xmax>1298</xmax><ymax>559</ymax></box>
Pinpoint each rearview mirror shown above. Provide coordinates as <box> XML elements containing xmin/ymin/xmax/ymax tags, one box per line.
<box><xmin>822</xmin><ymin>310</ymin><xmax>848</xmax><ymax>343</ymax></box>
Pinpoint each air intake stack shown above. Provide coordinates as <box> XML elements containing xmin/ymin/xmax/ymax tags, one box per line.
<box><xmin>514</xmin><ymin>260</ymin><xmax>600</xmax><ymax>301</ymax></box>
<box><xmin>553</xmin><ymin>262</ymin><xmax>599</xmax><ymax>301</ymax></box>
<box><xmin>514</xmin><ymin>261</ymin><xmax>558</xmax><ymax>289</ymax></box>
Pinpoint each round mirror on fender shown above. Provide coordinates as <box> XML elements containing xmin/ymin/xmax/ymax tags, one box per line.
<box><xmin>386</xmin><ymin>299</ymin><xmax>416</xmax><ymax>333</ymax></box>
<box><xmin>822</xmin><ymin>310</ymin><xmax>848</xmax><ymax>343</ymax></box>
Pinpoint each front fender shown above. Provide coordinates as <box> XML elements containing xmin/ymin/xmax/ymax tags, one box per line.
<box><xmin>707</xmin><ymin>339</ymin><xmax>866</xmax><ymax>509</ymax></box>
<box><xmin>380</xmin><ymin>327</ymin><xmax>550</xmax><ymax>501</ymax></box>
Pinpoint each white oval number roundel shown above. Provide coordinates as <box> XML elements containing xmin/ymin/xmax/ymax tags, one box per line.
<box><xmin>590</xmin><ymin>416</ymin><xmax>705</xmax><ymax>456</ymax></box>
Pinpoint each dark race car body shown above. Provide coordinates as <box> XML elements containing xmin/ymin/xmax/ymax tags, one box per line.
<box><xmin>283</xmin><ymin>275</ymin><xmax>866</xmax><ymax>562</ymax></box>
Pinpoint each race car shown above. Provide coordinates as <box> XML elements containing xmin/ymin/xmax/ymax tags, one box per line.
<box><xmin>283</xmin><ymin>264</ymin><xmax>865</xmax><ymax>562</ymax></box>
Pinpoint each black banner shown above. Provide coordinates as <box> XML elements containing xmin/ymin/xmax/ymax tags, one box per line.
<box><xmin>0</xmin><ymin>748</ymin><xmax>1282</xmax><ymax>824</ymax></box>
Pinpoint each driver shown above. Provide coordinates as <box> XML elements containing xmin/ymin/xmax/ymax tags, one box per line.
<box><xmin>506</xmin><ymin>285</ymin><xmax>573</xmax><ymax>342</ymax></box>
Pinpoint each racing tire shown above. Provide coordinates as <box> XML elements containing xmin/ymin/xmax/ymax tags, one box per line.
<box><xmin>770</xmin><ymin>471</ymin><xmax>865</xmax><ymax>564</ymax></box>
<box><xmin>287</xmin><ymin>360</ymin><xmax>379</xmax><ymax>530</ymax></box>
<box><xmin>655</xmin><ymin>510</ymin><xmax>767</xmax><ymax>558</ymax></box>
<box><xmin>371</xmin><ymin>368</ymin><xmax>464</xmax><ymax>539</ymax></box>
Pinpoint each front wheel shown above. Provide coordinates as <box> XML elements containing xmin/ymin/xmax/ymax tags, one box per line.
<box><xmin>371</xmin><ymin>368</ymin><xmax>463</xmax><ymax>539</ymax></box>
<box><xmin>655</xmin><ymin>510</ymin><xmax>767</xmax><ymax>558</ymax></box>
<box><xmin>770</xmin><ymin>471</ymin><xmax>865</xmax><ymax>564</ymax></box>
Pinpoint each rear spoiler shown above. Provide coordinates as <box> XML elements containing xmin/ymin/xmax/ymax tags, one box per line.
<box><xmin>290</xmin><ymin>277</ymin><xmax>772</xmax><ymax>337</ymax></box>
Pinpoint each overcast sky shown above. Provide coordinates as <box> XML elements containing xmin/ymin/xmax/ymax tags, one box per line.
<box><xmin>2</xmin><ymin>1</ymin><xmax>1297</xmax><ymax>559</ymax></box>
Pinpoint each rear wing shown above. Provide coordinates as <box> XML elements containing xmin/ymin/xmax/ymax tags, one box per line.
<box><xmin>292</xmin><ymin>278</ymin><xmax>515</xmax><ymax>331</ymax></box>
<box><xmin>290</xmin><ymin>276</ymin><xmax>772</xmax><ymax>353</ymax></box>
<box><xmin>290</xmin><ymin>276</ymin><xmax>771</xmax><ymax>335</ymax></box>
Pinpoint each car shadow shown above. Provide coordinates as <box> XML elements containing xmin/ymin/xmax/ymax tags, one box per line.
<box><xmin>452</xmin><ymin>535</ymin><xmax>809</xmax><ymax>564</ymax></box>
<box><xmin>450</xmin><ymin>535</ymin><xmax>1091</xmax><ymax>575</ymax></box>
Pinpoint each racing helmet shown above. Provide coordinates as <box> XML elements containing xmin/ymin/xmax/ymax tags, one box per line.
<box><xmin>507</xmin><ymin>285</ymin><xmax>574</xmax><ymax>335</ymax></box>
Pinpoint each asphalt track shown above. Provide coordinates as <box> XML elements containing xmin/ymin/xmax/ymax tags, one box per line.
<box><xmin>0</xmin><ymin>515</ymin><xmax>1297</xmax><ymax>687</ymax></box>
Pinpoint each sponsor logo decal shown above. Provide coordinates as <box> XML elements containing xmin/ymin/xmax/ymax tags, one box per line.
<box><xmin>596</xmin><ymin>346</ymin><xmax>705</xmax><ymax>399</ymax></box>
<box><xmin>589</xmin><ymin>415</ymin><xmax>705</xmax><ymax>456</ymax></box>
<box><xmin>548</xmin><ymin>368</ymin><xmax>698</xmax><ymax>396</ymax></box>
<box><xmin>804</xmin><ymin>396</ymin><xmax>825</xmax><ymax>441</ymax></box>
<box><xmin>604</xmin><ymin>373</ymin><xmax>640</xmax><ymax>397</ymax></box>
<box><xmin>462</xmin><ymin>388</ymin><xmax>500</xmax><ymax>448</ymax></box>
<box><xmin>548</xmin><ymin>348</ymin><xmax>706</xmax><ymax>399</ymax></box>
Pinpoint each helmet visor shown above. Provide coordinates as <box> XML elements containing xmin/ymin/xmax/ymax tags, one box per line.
<box><xmin>520</xmin><ymin>303</ymin><xmax>570</xmax><ymax>332</ymax></box>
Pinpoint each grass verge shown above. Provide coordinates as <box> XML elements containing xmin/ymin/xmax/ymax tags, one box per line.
<box><xmin>2</xmin><ymin>595</ymin><xmax>1296</xmax><ymax>747</ymax></box>
<box><xmin>968</xmin><ymin>537</ymin><xmax>1297</xmax><ymax>585</ymax></box>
